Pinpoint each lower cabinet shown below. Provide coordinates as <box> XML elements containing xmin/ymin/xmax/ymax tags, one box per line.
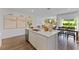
<box><xmin>29</xmin><ymin>31</ymin><xmax>58</xmax><ymax>50</ymax></box>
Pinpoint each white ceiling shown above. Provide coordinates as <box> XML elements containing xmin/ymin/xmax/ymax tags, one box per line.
<box><xmin>2</xmin><ymin>8</ymin><xmax>79</xmax><ymax>17</ymax></box>
<box><xmin>3</xmin><ymin>8</ymin><xmax>68</xmax><ymax>13</ymax></box>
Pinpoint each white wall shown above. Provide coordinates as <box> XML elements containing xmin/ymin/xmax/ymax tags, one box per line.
<box><xmin>0</xmin><ymin>9</ymin><xmax>3</xmax><ymax>33</ymax></box>
<box><xmin>0</xmin><ymin>9</ymin><xmax>3</xmax><ymax>46</ymax></box>
<box><xmin>2</xmin><ymin>9</ymin><xmax>26</xmax><ymax>39</ymax></box>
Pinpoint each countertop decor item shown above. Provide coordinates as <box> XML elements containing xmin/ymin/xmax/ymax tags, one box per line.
<box><xmin>43</xmin><ymin>17</ymin><xmax>57</xmax><ymax>31</ymax></box>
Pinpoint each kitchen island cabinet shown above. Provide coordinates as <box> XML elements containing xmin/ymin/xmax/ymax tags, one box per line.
<box><xmin>29</xmin><ymin>30</ymin><xmax>59</xmax><ymax>50</ymax></box>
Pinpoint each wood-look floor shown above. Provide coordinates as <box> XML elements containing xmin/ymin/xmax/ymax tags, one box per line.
<box><xmin>0</xmin><ymin>35</ymin><xmax>79</xmax><ymax>50</ymax></box>
<box><xmin>0</xmin><ymin>35</ymin><xmax>35</xmax><ymax>50</ymax></box>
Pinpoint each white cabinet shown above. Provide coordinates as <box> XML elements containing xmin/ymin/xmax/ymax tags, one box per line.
<box><xmin>29</xmin><ymin>30</ymin><xmax>58</xmax><ymax>50</ymax></box>
<box><xmin>0</xmin><ymin>33</ymin><xmax>2</xmax><ymax>47</ymax></box>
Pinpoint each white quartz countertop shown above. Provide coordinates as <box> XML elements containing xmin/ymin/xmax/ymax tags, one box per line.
<box><xmin>27</xmin><ymin>28</ymin><xmax>59</xmax><ymax>38</ymax></box>
<box><xmin>35</xmin><ymin>30</ymin><xmax>59</xmax><ymax>37</ymax></box>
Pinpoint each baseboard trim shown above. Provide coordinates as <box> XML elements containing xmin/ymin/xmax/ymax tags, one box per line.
<box><xmin>2</xmin><ymin>35</ymin><xmax>25</xmax><ymax>40</ymax></box>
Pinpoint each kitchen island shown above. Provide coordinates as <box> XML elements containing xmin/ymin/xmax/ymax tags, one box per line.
<box><xmin>28</xmin><ymin>29</ymin><xmax>59</xmax><ymax>50</ymax></box>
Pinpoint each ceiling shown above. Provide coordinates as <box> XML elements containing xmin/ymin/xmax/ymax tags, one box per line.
<box><xmin>2</xmin><ymin>8</ymin><xmax>79</xmax><ymax>17</ymax></box>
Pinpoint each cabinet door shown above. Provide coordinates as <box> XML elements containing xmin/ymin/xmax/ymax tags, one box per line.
<box><xmin>34</xmin><ymin>34</ymin><xmax>47</xmax><ymax>50</ymax></box>
<box><xmin>29</xmin><ymin>31</ymin><xmax>36</xmax><ymax>47</ymax></box>
<box><xmin>47</xmin><ymin>34</ymin><xmax>58</xmax><ymax>50</ymax></box>
<box><xmin>29</xmin><ymin>31</ymin><xmax>47</xmax><ymax>50</ymax></box>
